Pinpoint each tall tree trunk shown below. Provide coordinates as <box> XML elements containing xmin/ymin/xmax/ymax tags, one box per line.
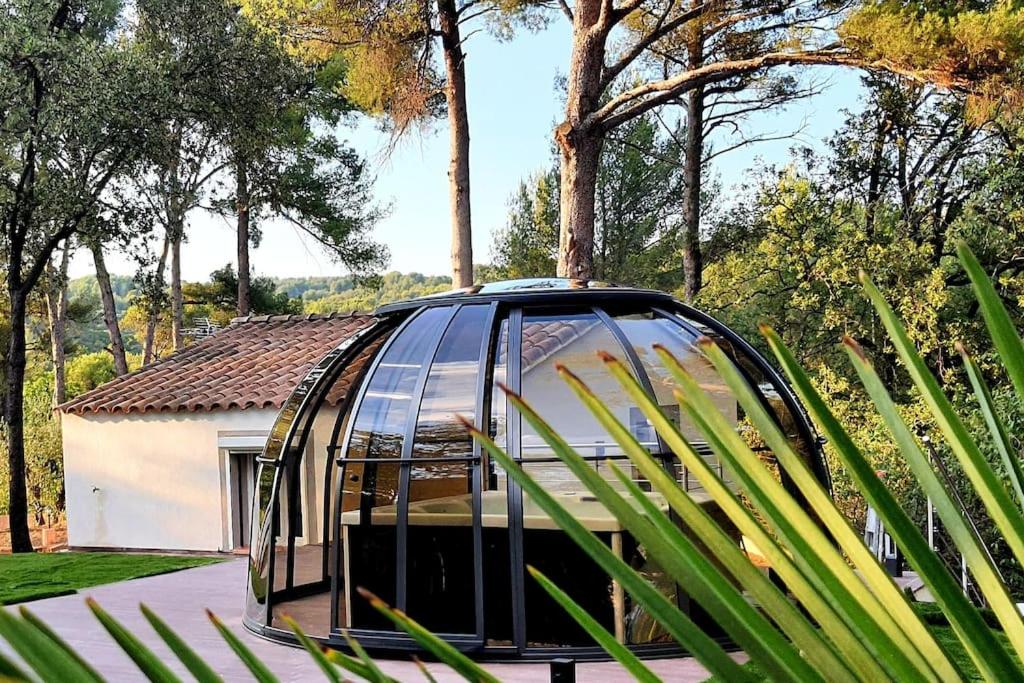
<box><xmin>165</xmin><ymin>127</ymin><xmax>186</xmax><ymax>352</ymax></box>
<box><xmin>557</xmin><ymin>0</ymin><xmax>607</xmax><ymax>279</ymax></box>
<box><xmin>4</xmin><ymin>290</ymin><xmax>34</xmax><ymax>553</ymax></box>
<box><xmin>44</xmin><ymin>245</ymin><xmax>70</xmax><ymax>406</ymax></box>
<box><xmin>437</xmin><ymin>0</ymin><xmax>473</xmax><ymax>288</ymax></box>
<box><xmin>91</xmin><ymin>242</ymin><xmax>129</xmax><ymax>376</ymax></box>
<box><xmin>681</xmin><ymin>32</ymin><xmax>705</xmax><ymax>303</ymax></box>
<box><xmin>144</xmin><ymin>232</ymin><xmax>170</xmax><ymax>365</ymax></box>
<box><xmin>169</xmin><ymin>217</ymin><xmax>184</xmax><ymax>350</ymax></box>
<box><xmin>864</xmin><ymin>116</ymin><xmax>888</xmax><ymax>238</ymax></box>
<box><xmin>235</xmin><ymin>158</ymin><xmax>252</xmax><ymax>317</ymax></box>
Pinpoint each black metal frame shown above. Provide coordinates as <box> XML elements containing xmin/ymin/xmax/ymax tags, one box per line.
<box><xmin>247</xmin><ymin>319</ymin><xmax>390</xmax><ymax>629</ymax></box>
<box><xmin>244</xmin><ymin>284</ymin><xmax>830</xmax><ymax>661</ymax></box>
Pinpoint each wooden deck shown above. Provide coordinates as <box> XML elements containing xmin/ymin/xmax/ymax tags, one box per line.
<box><xmin>2</xmin><ymin>557</ymin><xmax>740</xmax><ymax>681</ymax></box>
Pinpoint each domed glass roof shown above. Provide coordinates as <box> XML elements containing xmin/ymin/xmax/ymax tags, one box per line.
<box><xmin>243</xmin><ymin>281</ymin><xmax>828</xmax><ymax>659</ymax></box>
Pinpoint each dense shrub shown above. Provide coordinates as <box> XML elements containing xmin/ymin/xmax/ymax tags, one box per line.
<box><xmin>0</xmin><ymin>373</ymin><xmax>64</xmax><ymax>520</ymax></box>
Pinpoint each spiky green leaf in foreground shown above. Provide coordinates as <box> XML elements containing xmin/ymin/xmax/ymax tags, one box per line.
<box><xmin>506</xmin><ymin>377</ymin><xmax>821</xmax><ymax>683</ymax></box>
<box><xmin>140</xmin><ymin>603</ymin><xmax>220</xmax><ymax>683</ymax></box>
<box><xmin>207</xmin><ymin>609</ymin><xmax>279</xmax><ymax>683</ymax></box>
<box><xmin>599</xmin><ymin>352</ymin><xmax>887</xmax><ymax>681</ymax></box>
<box><xmin>463</xmin><ymin>417</ymin><xmax>754</xmax><ymax>683</ymax></box>
<box><xmin>696</xmin><ymin>337</ymin><xmax>957</xmax><ymax>682</ymax></box>
<box><xmin>656</xmin><ymin>346</ymin><xmax>935</xmax><ymax>682</ymax></box>
<box><xmin>556</xmin><ymin>363</ymin><xmax>852</xmax><ymax>681</ymax></box>
<box><xmin>359</xmin><ymin>587</ymin><xmax>501</xmax><ymax>683</ymax></box>
<box><xmin>862</xmin><ymin>271</ymin><xmax>1024</xmax><ymax>577</ymax></box>
<box><xmin>87</xmin><ymin>598</ymin><xmax>182</xmax><ymax>683</ymax></box>
<box><xmin>959</xmin><ymin>342</ymin><xmax>1024</xmax><ymax>510</ymax></box>
<box><xmin>765</xmin><ymin>324</ymin><xmax>1015</xmax><ymax>682</ymax></box>
<box><xmin>527</xmin><ymin>566</ymin><xmax>663</xmax><ymax>683</ymax></box>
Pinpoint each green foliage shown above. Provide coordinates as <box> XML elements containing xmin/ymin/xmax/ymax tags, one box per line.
<box><xmin>697</xmin><ymin>79</ymin><xmax>1024</xmax><ymax>531</ymax></box>
<box><xmin>302</xmin><ymin>272</ymin><xmax>452</xmax><ymax>314</ymax></box>
<box><xmin>841</xmin><ymin>1</ymin><xmax>1024</xmax><ymax>119</ymax></box>
<box><xmin>0</xmin><ymin>374</ymin><xmax>63</xmax><ymax>520</ymax></box>
<box><xmin>206</xmin><ymin>13</ymin><xmax>388</xmax><ymax>282</ymax></box>
<box><xmin>184</xmin><ymin>265</ymin><xmax>302</xmax><ymax>321</ymax></box>
<box><xmin>489</xmin><ymin>169</ymin><xmax>560</xmax><ymax>279</ymax></box>
<box><xmin>66</xmin><ymin>353</ymin><xmax>143</xmax><ymax>398</ymax></box>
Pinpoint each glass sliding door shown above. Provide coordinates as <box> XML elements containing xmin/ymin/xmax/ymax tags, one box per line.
<box><xmin>337</xmin><ymin>307</ymin><xmax>453</xmax><ymax>631</ymax></box>
<box><xmin>404</xmin><ymin>304</ymin><xmax>493</xmax><ymax>639</ymax></box>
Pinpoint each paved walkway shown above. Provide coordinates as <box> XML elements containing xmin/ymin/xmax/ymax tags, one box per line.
<box><xmin>3</xmin><ymin>558</ymin><xmax>735</xmax><ymax>681</ymax></box>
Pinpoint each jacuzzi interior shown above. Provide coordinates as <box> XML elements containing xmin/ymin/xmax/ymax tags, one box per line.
<box><xmin>243</xmin><ymin>280</ymin><xmax>828</xmax><ymax>659</ymax></box>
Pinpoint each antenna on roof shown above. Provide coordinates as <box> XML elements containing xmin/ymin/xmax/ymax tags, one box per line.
<box><xmin>182</xmin><ymin>317</ymin><xmax>222</xmax><ymax>341</ymax></box>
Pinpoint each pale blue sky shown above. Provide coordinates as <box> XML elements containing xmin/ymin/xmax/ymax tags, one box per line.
<box><xmin>80</xmin><ymin>22</ymin><xmax>867</xmax><ymax>282</ymax></box>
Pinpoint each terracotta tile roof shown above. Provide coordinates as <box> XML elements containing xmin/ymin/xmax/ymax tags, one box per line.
<box><xmin>521</xmin><ymin>319</ymin><xmax>599</xmax><ymax>372</ymax></box>
<box><xmin>59</xmin><ymin>313</ymin><xmax>374</xmax><ymax>416</ymax></box>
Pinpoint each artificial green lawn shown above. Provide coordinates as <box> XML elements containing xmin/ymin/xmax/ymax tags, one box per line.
<box><xmin>0</xmin><ymin>552</ymin><xmax>223</xmax><ymax>605</ymax></box>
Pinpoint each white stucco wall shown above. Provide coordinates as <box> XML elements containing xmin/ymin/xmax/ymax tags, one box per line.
<box><xmin>63</xmin><ymin>406</ymin><xmax>340</xmax><ymax>552</ymax></box>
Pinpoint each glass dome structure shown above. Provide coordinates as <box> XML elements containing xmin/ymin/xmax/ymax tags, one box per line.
<box><xmin>243</xmin><ymin>279</ymin><xmax>829</xmax><ymax>660</ymax></box>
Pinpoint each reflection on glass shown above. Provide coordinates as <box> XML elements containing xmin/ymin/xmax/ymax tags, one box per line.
<box><xmin>412</xmin><ymin>305</ymin><xmax>489</xmax><ymax>461</ymax></box>
<box><xmin>341</xmin><ymin>307</ymin><xmax>452</xmax><ymax>630</ymax></box>
<box><xmin>519</xmin><ymin>313</ymin><xmax>634</xmax><ymax>465</ymax></box>
<box><xmin>484</xmin><ymin>318</ymin><xmax>512</xmax><ymax>645</ymax></box>
<box><xmin>246</xmin><ymin>462</ymin><xmax>277</xmax><ymax>623</ymax></box>
<box><xmin>614</xmin><ymin>313</ymin><xmax>741</xmax><ymax>493</ymax></box>
<box><xmin>517</xmin><ymin>313</ymin><xmax>640</xmax><ymax>646</ymax></box>
<box><xmin>406</xmin><ymin>306</ymin><xmax>489</xmax><ymax>634</ymax></box>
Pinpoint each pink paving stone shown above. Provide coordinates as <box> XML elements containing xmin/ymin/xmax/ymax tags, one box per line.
<box><xmin>2</xmin><ymin>557</ymin><xmax>742</xmax><ymax>682</ymax></box>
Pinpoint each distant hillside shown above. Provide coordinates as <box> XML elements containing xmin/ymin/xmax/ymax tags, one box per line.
<box><xmin>62</xmin><ymin>271</ymin><xmax>453</xmax><ymax>352</ymax></box>
<box><xmin>293</xmin><ymin>272</ymin><xmax>452</xmax><ymax>313</ymax></box>
<box><xmin>275</xmin><ymin>272</ymin><xmax>453</xmax><ymax>308</ymax></box>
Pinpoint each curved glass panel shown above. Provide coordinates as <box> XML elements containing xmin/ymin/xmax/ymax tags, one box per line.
<box><xmin>266</xmin><ymin>330</ymin><xmax>390</xmax><ymax>636</ymax></box>
<box><xmin>664</xmin><ymin>310</ymin><xmax>819</xmax><ymax>483</ymax></box>
<box><xmin>245</xmin><ymin>320</ymin><xmax>381</xmax><ymax>629</ymax></box>
<box><xmin>484</xmin><ymin>318</ymin><xmax>513</xmax><ymax>646</ymax></box>
<box><xmin>339</xmin><ymin>307</ymin><xmax>453</xmax><ymax>631</ymax></box>
<box><xmin>406</xmin><ymin>304</ymin><xmax>491</xmax><ymax>635</ymax></box>
<box><xmin>612</xmin><ymin>312</ymin><xmax>737</xmax><ymax>493</ymax></box>
<box><xmin>517</xmin><ymin>312</ymin><xmax>642</xmax><ymax>648</ymax></box>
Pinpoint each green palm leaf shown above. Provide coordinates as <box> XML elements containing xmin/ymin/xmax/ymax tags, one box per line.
<box><xmin>959</xmin><ymin>342</ymin><xmax>1024</xmax><ymax>509</ymax></box>
<box><xmin>861</xmin><ymin>272</ymin><xmax>1024</xmax><ymax>575</ymax></box>
<box><xmin>358</xmin><ymin>588</ymin><xmax>500</xmax><ymax>683</ymax></box>
<box><xmin>18</xmin><ymin>606</ymin><xmax>105</xmax><ymax>682</ymax></box>
<box><xmin>957</xmin><ymin>242</ymin><xmax>1024</xmax><ymax>404</ymax></box>
<box><xmin>281</xmin><ymin>616</ymin><xmax>343</xmax><ymax>683</ymax></box>
<box><xmin>765</xmin><ymin>324</ymin><xmax>1016</xmax><ymax>682</ymax></box>
<box><xmin>207</xmin><ymin>610</ymin><xmax>278</xmax><ymax>683</ymax></box>
<box><xmin>696</xmin><ymin>337</ymin><xmax>957</xmax><ymax>682</ymax></box>
<box><xmin>656</xmin><ymin>345</ymin><xmax>935</xmax><ymax>682</ymax></box>
<box><xmin>527</xmin><ymin>566</ymin><xmax>662</xmax><ymax>683</ymax></box>
<box><xmin>557</xmin><ymin>363</ymin><xmax>854</xmax><ymax>681</ymax></box>
<box><xmin>139</xmin><ymin>604</ymin><xmax>220</xmax><ymax>683</ymax></box>
<box><xmin>600</xmin><ymin>352</ymin><xmax>888</xmax><ymax>681</ymax></box>
<box><xmin>505</xmin><ymin>381</ymin><xmax>822</xmax><ymax>683</ymax></box>
<box><xmin>463</xmin><ymin>418</ymin><xmax>754</xmax><ymax>682</ymax></box>
<box><xmin>0</xmin><ymin>607</ymin><xmax>100</xmax><ymax>682</ymax></box>
<box><xmin>86</xmin><ymin>598</ymin><xmax>183</xmax><ymax>683</ymax></box>
<box><xmin>339</xmin><ymin>629</ymin><xmax>395</xmax><ymax>683</ymax></box>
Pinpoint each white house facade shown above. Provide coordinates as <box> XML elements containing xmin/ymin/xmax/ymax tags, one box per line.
<box><xmin>58</xmin><ymin>313</ymin><xmax>372</xmax><ymax>553</ymax></box>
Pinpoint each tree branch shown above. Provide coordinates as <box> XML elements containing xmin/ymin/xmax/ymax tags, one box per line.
<box><xmin>593</xmin><ymin>48</ymin><xmax>977</xmax><ymax>132</ymax></box>
<box><xmin>601</xmin><ymin>1</ymin><xmax>706</xmax><ymax>90</ymax></box>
